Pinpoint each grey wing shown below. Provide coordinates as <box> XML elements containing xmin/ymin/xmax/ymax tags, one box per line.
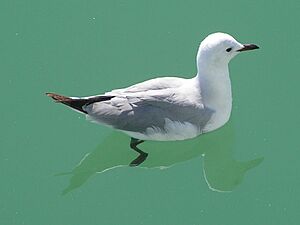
<box><xmin>105</xmin><ymin>77</ymin><xmax>186</xmax><ymax>95</ymax></box>
<box><xmin>84</xmin><ymin>94</ymin><xmax>214</xmax><ymax>134</ymax></box>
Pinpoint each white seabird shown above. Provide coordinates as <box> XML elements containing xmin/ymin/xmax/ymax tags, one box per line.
<box><xmin>47</xmin><ymin>32</ymin><xmax>259</xmax><ymax>166</ymax></box>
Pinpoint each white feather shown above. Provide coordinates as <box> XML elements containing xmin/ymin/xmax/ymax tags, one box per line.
<box><xmin>122</xmin><ymin>118</ymin><xmax>200</xmax><ymax>141</ymax></box>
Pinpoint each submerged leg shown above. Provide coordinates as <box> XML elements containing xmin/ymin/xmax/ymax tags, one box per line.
<box><xmin>129</xmin><ymin>138</ymin><xmax>148</xmax><ymax>167</ymax></box>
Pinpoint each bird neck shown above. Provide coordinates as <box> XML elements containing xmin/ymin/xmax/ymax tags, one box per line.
<box><xmin>195</xmin><ymin>59</ymin><xmax>232</xmax><ymax>130</ymax></box>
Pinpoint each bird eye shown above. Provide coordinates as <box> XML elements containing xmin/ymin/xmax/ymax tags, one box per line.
<box><xmin>226</xmin><ymin>47</ymin><xmax>232</xmax><ymax>52</ymax></box>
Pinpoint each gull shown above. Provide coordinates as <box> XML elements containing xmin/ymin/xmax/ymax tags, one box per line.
<box><xmin>47</xmin><ymin>32</ymin><xmax>259</xmax><ymax>166</ymax></box>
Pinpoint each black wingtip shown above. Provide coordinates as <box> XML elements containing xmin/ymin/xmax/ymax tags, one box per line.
<box><xmin>46</xmin><ymin>92</ymin><xmax>115</xmax><ymax>114</ymax></box>
<box><xmin>46</xmin><ymin>92</ymin><xmax>71</xmax><ymax>102</ymax></box>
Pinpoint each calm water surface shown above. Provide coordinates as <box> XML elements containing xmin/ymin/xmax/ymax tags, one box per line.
<box><xmin>1</xmin><ymin>1</ymin><xmax>299</xmax><ymax>224</ymax></box>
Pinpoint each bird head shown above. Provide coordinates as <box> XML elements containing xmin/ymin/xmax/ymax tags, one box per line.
<box><xmin>197</xmin><ymin>32</ymin><xmax>259</xmax><ymax>66</ymax></box>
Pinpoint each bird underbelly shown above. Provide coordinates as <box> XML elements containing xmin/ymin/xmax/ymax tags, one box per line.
<box><xmin>121</xmin><ymin>118</ymin><xmax>201</xmax><ymax>141</ymax></box>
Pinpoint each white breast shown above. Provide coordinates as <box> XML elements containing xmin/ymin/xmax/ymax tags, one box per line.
<box><xmin>197</xmin><ymin>67</ymin><xmax>232</xmax><ymax>132</ymax></box>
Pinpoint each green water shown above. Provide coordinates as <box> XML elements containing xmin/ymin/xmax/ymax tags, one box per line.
<box><xmin>1</xmin><ymin>0</ymin><xmax>299</xmax><ymax>224</ymax></box>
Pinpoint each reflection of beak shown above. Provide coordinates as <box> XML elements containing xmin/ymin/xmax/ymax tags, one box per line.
<box><xmin>237</xmin><ymin>44</ymin><xmax>259</xmax><ymax>52</ymax></box>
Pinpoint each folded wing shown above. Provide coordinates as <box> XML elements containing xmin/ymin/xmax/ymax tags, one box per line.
<box><xmin>84</xmin><ymin>77</ymin><xmax>214</xmax><ymax>134</ymax></box>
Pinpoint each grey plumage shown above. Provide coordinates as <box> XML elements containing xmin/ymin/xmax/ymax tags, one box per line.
<box><xmin>83</xmin><ymin>77</ymin><xmax>215</xmax><ymax>134</ymax></box>
<box><xmin>85</xmin><ymin>95</ymin><xmax>214</xmax><ymax>133</ymax></box>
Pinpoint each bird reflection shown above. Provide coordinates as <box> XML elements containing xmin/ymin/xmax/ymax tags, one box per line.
<box><xmin>57</xmin><ymin>120</ymin><xmax>263</xmax><ymax>195</ymax></box>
